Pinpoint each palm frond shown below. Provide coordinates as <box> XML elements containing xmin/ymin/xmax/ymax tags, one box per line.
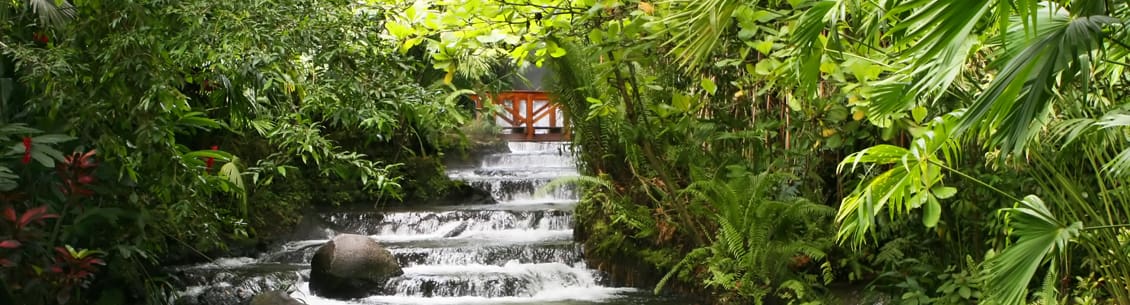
<box><xmin>885</xmin><ymin>0</ymin><xmax>990</xmax><ymax>67</ymax></box>
<box><xmin>860</xmin><ymin>0</ymin><xmax>988</xmax><ymax>119</ymax></box>
<box><xmin>1095</xmin><ymin>111</ymin><xmax>1130</xmax><ymax>129</ymax></box>
<box><xmin>958</xmin><ymin>8</ymin><xmax>1118</xmax><ymax>157</ymax></box>
<box><xmin>1048</xmin><ymin>109</ymin><xmax>1130</xmax><ymax>177</ymax></box>
<box><xmin>1103</xmin><ymin>148</ymin><xmax>1130</xmax><ymax>178</ymax></box>
<box><xmin>984</xmin><ymin>195</ymin><xmax>1081</xmax><ymax>305</ymax></box>
<box><xmin>453</xmin><ymin>48</ymin><xmax>506</xmax><ymax>81</ymax></box>
<box><xmin>27</xmin><ymin>0</ymin><xmax>75</xmax><ymax>28</ymax></box>
<box><xmin>656</xmin><ymin>0</ymin><xmax>743</xmax><ymax>70</ymax></box>
<box><xmin>790</xmin><ymin>1</ymin><xmax>837</xmax><ymax>98</ymax></box>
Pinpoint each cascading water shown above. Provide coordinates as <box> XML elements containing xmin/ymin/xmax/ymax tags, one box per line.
<box><xmin>174</xmin><ymin>142</ymin><xmax>685</xmax><ymax>305</ymax></box>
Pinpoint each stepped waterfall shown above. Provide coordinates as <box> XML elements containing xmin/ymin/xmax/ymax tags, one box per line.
<box><xmin>174</xmin><ymin>142</ymin><xmax>685</xmax><ymax>305</ymax></box>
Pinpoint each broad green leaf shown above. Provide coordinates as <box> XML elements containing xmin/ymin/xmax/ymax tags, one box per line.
<box><xmin>184</xmin><ymin>150</ymin><xmax>232</xmax><ymax>162</ymax></box>
<box><xmin>932</xmin><ymin>186</ymin><xmax>957</xmax><ymax>199</ymax></box>
<box><xmin>400</xmin><ymin>37</ymin><xmax>423</xmax><ymax>54</ymax></box>
<box><xmin>385</xmin><ymin>20</ymin><xmax>414</xmax><ymax>38</ymax></box>
<box><xmin>476</xmin><ymin>30</ymin><xmax>510</xmax><ymax>43</ymax></box>
<box><xmin>588</xmin><ymin>29</ymin><xmax>605</xmax><ymax>45</ymax></box>
<box><xmin>754</xmin><ymin>58</ymin><xmax>780</xmax><ymax>75</ymax></box>
<box><xmin>549</xmin><ymin>45</ymin><xmax>567</xmax><ymax>57</ymax></box>
<box><xmin>738</xmin><ymin>28</ymin><xmax>758</xmax><ymax>40</ymax></box>
<box><xmin>752</xmin><ymin>40</ymin><xmax>773</xmax><ymax>55</ymax></box>
<box><xmin>826</xmin><ymin>106</ymin><xmax>848</xmax><ymax>122</ymax></box>
<box><xmin>700</xmin><ymin>77</ymin><xmax>717</xmax><ymax>95</ymax></box>
<box><xmin>31</xmin><ymin>148</ymin><xmax>58</xmax><ymax>168</ymax></box>
<box><xmin>912</xmin><ymin>106</ymin><xmax>928</xmax><ymax>123</ymax></box>
<box><xmin>922</xmin><ymin>196</ymin><xmax>941</xmax><ymax>227</ymax></box>
<box><xmin>819</xmin><ymin>60</ymin><xmax>838</xmax><ymax>74</ymax></box>
<box><xmin>844</xmin><ymin>58</ymin><xmax>882</xmax><ymax>81</ymax></box>
<box><xmin>672</xmin><ymin>93</ymin><xmax>691</xmax><ymax>112</ymax></box>
<box><xmin>32</xmin><ymin>134</ymin><xmax>76</xmax><ymax>144</ymax></box>
<box><xmin>826</xmin><ymin>134</ymin><xmax>843</xmax><ymax>149</ymax></box>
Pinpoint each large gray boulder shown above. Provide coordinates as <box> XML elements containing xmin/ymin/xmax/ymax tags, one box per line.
<box><xmin>309</xmin><ymin>234</ymin><xmax>403</xmax><ymax>299</ymax></box>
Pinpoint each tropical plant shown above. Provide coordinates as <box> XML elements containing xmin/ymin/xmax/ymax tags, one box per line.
<box><xmin>659</xmin><ymin>168</ymin><xmax>836</xmax><ymax>304</ymax></box>
<box><xmin>2</xmin><ymin>0</ymin><xmax>477</xmax><ymax>303</ymax></box>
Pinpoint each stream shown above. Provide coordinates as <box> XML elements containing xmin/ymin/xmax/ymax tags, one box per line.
<box><xmin>174</xmin><ymin>142</ymin><xmax>688</xmax><ymax>305</ymax></box>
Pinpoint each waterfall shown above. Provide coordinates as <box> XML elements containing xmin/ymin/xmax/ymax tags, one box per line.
<box><xmin>173</xmin><ymin>142</ymin><xmax>684</xmax><ymax>305</ymax></box>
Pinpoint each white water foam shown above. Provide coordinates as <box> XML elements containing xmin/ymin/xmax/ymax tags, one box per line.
<box><xmin>178</xmin><ymin>257</ymin><xmax>258</xmax><ymax>270</ymax></box>
<box><xmin>290</xmin><ymin>285</ymin><xmax>637</xmax><ymax>305</ymax></box>
<box><xmin>373</xmin><ymin>229</ymin><xmax>573</xmax><ymax>244</ymax></box>
<box><xmin>402</xmin><ymin>261</ymin><xmax>586</xmax><ymax>276</ymax></box>
<box><xmin>446</xmin><ymin>229</ymin><xmax>573</xmax><ymax>243</ymax></box>
<box><xmin>362</xmin><ymin>287</ymin><xmax>638</xmax><ymax>305</ymax></box>
<box><xmin>505</xmin><ymin>142</ymin><xmax>573</xmax><ymax>154</ymax></box>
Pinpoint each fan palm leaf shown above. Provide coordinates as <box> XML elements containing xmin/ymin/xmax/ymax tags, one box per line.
<box><xmin>852</xmin><ymin>0</ymin><xmax>1009</xmax><ymax>119</ymax></box>
<box><xmin>790</xmin><ymin>1</ymin><xmax>837</xmax><ymax>98</ymax></box>
<box><xmin>656</xmin><ymin>0</ymin><xmax>743</xmax><ymax>70</ymax></box>
<box><xmin>22</xmin><ymin>0</ymin><xmax>75</xmax><ymax>28</ymax></box>
<box><xmin>1053</xmin><ymin>110</ymin><xmax>1130</xmax><ymax>177</ymax></box>
<box><xmin>984</xmin><ymin>195</ymin><xmax>1081</xmax><ymax>305</ymax></box>
<box><xmin>958</xmin><ymin>8</ymin><xmax>1118</xmax><ymax>157</ymax></box>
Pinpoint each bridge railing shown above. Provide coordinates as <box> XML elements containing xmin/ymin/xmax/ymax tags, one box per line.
<box><xmin>471</xmin><ymin>90</ymin><xmax>570</xmax><ymax>142</ymax></box>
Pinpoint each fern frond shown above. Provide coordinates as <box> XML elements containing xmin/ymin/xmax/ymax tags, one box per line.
<box><xmin>718</xmin><ymin>215</ymin><xmax>748</xmax><ymax>259</ymax></box>
<box><xmin>654</xmin><ymin>247</ymin><xmax>710</xmax><ymax>295</ymax></box>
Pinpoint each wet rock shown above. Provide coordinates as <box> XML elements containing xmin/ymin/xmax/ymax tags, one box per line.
<box><xmin>173</xmin><ymin>263</ymin><xmax>303</xmax><ymax>305</ymax></box>
<box><xmin>432</xmin><ymin>183</ymin><xmax>496</xmax><ymax>206</ymax></box>
<box><xmin>443</xmin><ymin>221</ymin><xmax>469</xmax><ymax>237</ymax></box>
<box><xmin>250</xmin><ymin>290</ymin><xmax>302</xmax><ymax>305</ymax></box>
<box><xmin>309</xmin><ymin>234</ymin><xmax>403</xmax><ymax>299</ymax></box>
<box><xmin>319</xmin><ymin>211</ymin><xmax>385</xmax><ymax>235</ymax></box>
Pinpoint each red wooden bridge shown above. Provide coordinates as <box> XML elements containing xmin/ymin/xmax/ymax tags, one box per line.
<box><xmin>472</xmin><ymin>91</ymin><xmax>570</xmax><ymax>142</ymax></box>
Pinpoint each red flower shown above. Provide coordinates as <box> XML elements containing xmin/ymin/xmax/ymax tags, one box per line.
<box><xmin>21</xmin><ymin>137</ymin><xmax>31</xmax><ymax>164</ymax></box>
<box><xmin>204</xmin><ymin>145</ymin><xmax>218</xmax><ymax>173</ymax></box>
<box><xmin>32</xmin><ymin>32</ymin><xmax>48</xmax><ymax>44</ymax></box>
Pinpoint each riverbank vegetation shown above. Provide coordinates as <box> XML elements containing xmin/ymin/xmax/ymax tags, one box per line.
<box><xmin>388</xmin><ymin>0</ymin><xmax>1130</xmax><ymax>304</ymax></box>
<box><xmin>0</xmin><ymin>1</ymin><xmax>496</xmax><ymax>304</ymax></box>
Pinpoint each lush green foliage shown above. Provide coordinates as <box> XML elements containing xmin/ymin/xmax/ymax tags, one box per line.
<box><xmin>1</xmin><ymin>0</ymin><xmax>478</xmax><ymax>303</ymax></box>
<box><xmin>5</xmin><ymin>0</ymin><xmax>1129</xmax><ymax>304</ymax></box>
<box><xmin>392</xmin><ymin>0</ymin><xmax>1130</xmax><ymax>304</ymax></box>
